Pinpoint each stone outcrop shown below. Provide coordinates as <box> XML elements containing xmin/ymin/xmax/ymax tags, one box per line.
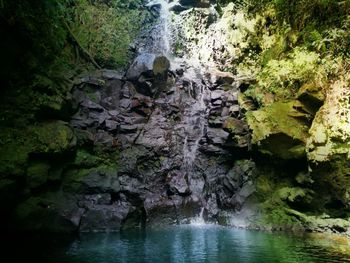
<box><xmin>246</xmin><ymin>101</ymin><xmax>309</xmax><ymax>159</ymax></box>
<box><xmin>7</xmin><ymin>47</ymin><xmax>254</xmax><ymax>232</ymax></box>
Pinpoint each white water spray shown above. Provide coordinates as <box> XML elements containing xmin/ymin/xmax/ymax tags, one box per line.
<box><xmin>145</xmin><ymin>0</ymin><xmax>211</xmax><ymax>225</ymax></box>
<box><xmin>146</xmin><ymin>0</ymin><xmax>172</xmax><ymax>56</ymax></box>
<box><xmin>190</xmin><ymin>207</ymin><xmax>206</xmax><ymax>225</ymax></box>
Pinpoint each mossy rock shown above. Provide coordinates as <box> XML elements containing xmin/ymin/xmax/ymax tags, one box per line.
<box><xmin>0</xmin><ymin>121</ymin><xmax>76</xmax><ymax>180</ymax></box>
<box><xmin>62</xmin><ymin>165</ymin><xmax>119</xmax><ymax>194</ymax></box>
<box><xmin>153</xmin><ymin>56</ymin><xmax>170</xmax><ymax>76</ymax></box>
<box><xmin>307</xmin><ymin>79</ymin><xmax>350</xmax><ymax>163</ymax></box>
<box><xmin>311</xmin><ymin>157</ymin><xmax>350</xmax><ymax>208</ymax></box>
<box><xmin>27</xmin><ymin>161</ymin><xmax>50</xmax><ymax>189</ymax></box>
<box><xmin>246</xmin><ymin>101</ymin><xmax>310</xmax><ymax>159</ymax></box>
<box><xmin>297</xmin><ymin>82</ymin><xmax>325</xmax><ymax>115</ymax></box>
<box><xmin>30</xmin><ymin>121</ymin><xmax>76</xmax><ymax>154</ymax></box>
<box><xmin>73</xmin><ymin>150</ymin><xmax>103</xmax><ymax>168</ymax></box>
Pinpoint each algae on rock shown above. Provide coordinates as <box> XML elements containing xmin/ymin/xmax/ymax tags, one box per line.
<box><xmin>246</xmin><ymin>101</ymin><xmax>309</xmax><ymax>159</ymax></box>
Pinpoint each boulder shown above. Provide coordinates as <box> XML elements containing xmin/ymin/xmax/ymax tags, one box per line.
<box><xmin>211</xmin><ymin>90</ymin><xmax>224</xmax><ymax>101</ymax></box>
<box><xmin>166</xmin><ymin>171</ymin><xmax>190</xmax><ymax>196</ymax></box>
<box><xmin>63</xmin><ymin>167</ymin><xmax>120</xmax><ymax>194</ymax></box>
<box><xmin>169</xmin><ymin>4</ymin><xmax>189</xmax><ymax>13</ymax></box>
<box><xmin>30</xmin><ymin>121</ymin><xmax>77</xmax><ymax>155</ymax></box>
<box><xmin>223</xmin><ymin>117</ymin><xmax>248</xmax><ymax>135</ymax></box>
<box><xmin>126</xmin><ymin>53</ymin><xmax>156</xmax><ymax>80</ymax></box>
<box><xmin>206</xmin><ymin>128</ymin><xmax>229</xmax><ymax>145</ymax></box>
<box><xmin>153</xmin><ymin>56</ymin><xmax>170</xmax><ymax>76</ymax></box>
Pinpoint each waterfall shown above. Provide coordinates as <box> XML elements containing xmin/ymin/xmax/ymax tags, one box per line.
<box><xmin>190</xmin><ymin>207</ymin><xmax>205</xmax><ymax>225</ymax></box>
<box><xmin>182</xmin><ymin>84</ymin><xmax>208</xmax><ymax>171</ymax></box>
<box><xmin>145</xmin><ymin>0</ymin><xmax>209</xmax><ymax>175</ymax></box>
<box><xmin>145</xmin><ymin>0</ymin><xmax>172</xmax><ymax>56</ymax></box>
<box><xmin>145</xmin><ymin>0</ymin><xmax>210</xmax><ymax>224</ymax></box>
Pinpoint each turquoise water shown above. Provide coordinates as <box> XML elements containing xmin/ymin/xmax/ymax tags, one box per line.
<box><xmin>7</xmin><ymin>226</ymin><xmax>350</xmax><ymax>262</ymax></box>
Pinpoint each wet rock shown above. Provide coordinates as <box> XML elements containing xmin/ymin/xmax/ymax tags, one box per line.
<box><xmin>211</xmin><ymin>90</ymin><xmax>224</xmax><ymax>101</ymax></box>
<box><xmin>169</xmin><ymin>4</ymin><xmax>189</xmax><ymax>13</ymax></box>
<box><xmin>126</xmin><ymin>53</ymin><xmax>156</xmax><ymax>80</ymax></box>
<box><xmin>80</xmin><ymin>169</ymin><xmax>120</xmax><ymax>194</ymax></box>
<box><xmin>144</xmin><ymin>195</ymin><xmax>180</xmax><ymax>225</ymax></box>
<box><xmin>226</xmin><ymin>91</ymin><xmax>238</xmax><ymax>105</ymax></box>
<box><xmin>121</xmin><ymin>82</ymin><xmax>134</xmax><ymax>98</ymax></box>
<box><xmin>119</xmin><ymin>98</ymin><xmax>131</xmax><ymax>110</ymax></box>
<box><xmin>231</xmin><ymin>182</ymin><xmax>255</xmax><ymax>208</ymax></box>
<box><xmin>208</xmin><ymin>69</ymin><xmax>235</xmax><ymax>85</ymax></box>
<box><xmin>119</xmin><ymin>124</ymin><xmax>139</xmax><ymax>133</ymax></box>
<box><xmin>153</xmin><ymin>56</ymin><xmax>170</xmax><ymax>76</ymax></box>
<box><xmin>206</xmin><ymin>128</ymin><xmax>229</xmax><ymax>145</ymax></box>
<box><xmin>229</xmin><ymin>105</ymin><xmax>240</xmax><ymax>116</ymax></box>
<box><xmin>166</xmin><ymin>171</ymin><xmax>190</xmax><ymax>196</ymax></box>
<box><xmin>175</xmin><ymin>68</ymin><xmax>185</xmax><ymax>76</ymax></box>
<box><xmin>94</xmin><ymin>131</ymin><xmax>115</xmax><ymax>148</ymax></box>
<box><xmin>104</xmin><ymin>120</ymin><xmax>119</xmax><ymax>133</ymax></box>
<box><xmin>221</xmin><ymin>107</ymin><xmax>230</xmax><ymax>117</ymax></box>
<box><xmin>79</xmin><ymin>207</ymin><xmax>123</xmax><ymax>232</ymax></box>
<box><xmin>118</xmin><ymin>146</ymin><xmax>153</xmax><ymax>174</ymax></box>
<box><xmin>223</xmin><ymin>117</ymin><xmax>248</xmax><ymax>135</ymax></box>
<box><xmin>15</xmin><ymin>195</ymin><xmax>82</xmax><ymax>233</ymax></box>
<box><xmin>212</xmin><ymin>99</ymin><xmax>222</xmax><ymax>106</ymax></box>
<box><xmin>208</xmin><ymin>116</ymin><xmax>225</xmax><ymax>127</ymax></box>
<box><xmin>136</xmin><ymin>74</ymin><xmax>155</xmax><ymax>96</ymax></box>
<box><xmin>78</xmin><ymin>75</ymin><xmax>105</xmax><ymax>87</ymax></box>
<box><xmin>81</xmin><ymin>100</ymin><xmax>104</xmax><ymax>112</ymax></box>
<box><xmin>101</xmin><ymin>70</ymin><xmax>124</xmax><ymax>80</ymax></box>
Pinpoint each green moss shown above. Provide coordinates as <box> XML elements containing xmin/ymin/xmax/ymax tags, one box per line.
<box><xmin>0</xmin><ymin>121</ymin><xmax>77</xmax><ymax>181</ymax></box>
<box><xmin>62</xmin><ymin>164</ymin><xmax>119</xmax><ymax>193</ymax></box>
<box><xmin>62</xmin><ymin>168</ymin><xmax>90</xmax><ymax>193</ymax></box>
<box><xmin>246</xmin><ymin>101</ymin><xmax>309</xmax><ymax>159</ymax></box>
<box><xmin>74</xmin><ymin>150</ymin><xmax>102</xmax><ymax>168</ymax></box>
<box><xmin>30</xmin><ymin>121</ymin><xmax>76</xmax><ymax>154</ymax></box>
<box><xmin>277</xmin><ymin>187</ymin><xmax>314</xmax><ymax>204</ymax></box>
<box><xmin>27</xmin><ymin>162</ymin><xmax>51</xmax><ymax>189</ymax></box>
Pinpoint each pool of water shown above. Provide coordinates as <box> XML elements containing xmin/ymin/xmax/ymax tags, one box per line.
<box><xmin>5</xmin><ymin>225</ymin><xmax>350</xmax><ymax>263</ymax></box>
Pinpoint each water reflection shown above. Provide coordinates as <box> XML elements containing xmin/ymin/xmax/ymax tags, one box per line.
<box><xmin>7</xmin><ymin>226</ymin><xmax>350</xmax><ymax>263</ymax></box>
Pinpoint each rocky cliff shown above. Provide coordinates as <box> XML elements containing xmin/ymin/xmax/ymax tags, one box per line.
<box><xmin>1</xmin><ymin>0</ymin><xmax>350</xmax><ymax>236</ymax></box>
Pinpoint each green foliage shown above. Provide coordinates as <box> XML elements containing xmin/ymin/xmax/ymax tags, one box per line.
<box><xmin>66</xmin><ymin>0</ymin><xmax>148</xmax><ymax>68</ymax></box>
<box><xmin>256</xmin><ymin>48</ymin><xmax>323</xmax><ymax>97</ymax></box>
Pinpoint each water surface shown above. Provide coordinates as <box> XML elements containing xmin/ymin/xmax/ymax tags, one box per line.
<box><xmin>6</xmin><ymin>226</ymin><xmax>350</xmax><ymax>263</ymax></box>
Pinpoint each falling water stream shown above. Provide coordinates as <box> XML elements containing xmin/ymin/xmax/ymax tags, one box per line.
<box><xmin>145</xmin><ymin>0</ymin><xmax>210</xmax><ymax>221</ymax></box>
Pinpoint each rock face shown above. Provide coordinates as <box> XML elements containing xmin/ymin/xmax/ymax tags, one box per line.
<box><xmin>246</xmin><ymin>101</ymin><xmax>309</xmax><ymax>159</ymax></box>
<box><xmin>8</xmin><ymin>46</ymin><xmax>252</xmax><ymax>232</ymax></box>
<box><xmin>67</xmin><ymin>52</ymin><xmax>251</xmax><ymax>229</ymax></box>
<box><xmin>3</xmin><ymin>0</ymin><xmax>350</xmax><ymax>237</ymax></box>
